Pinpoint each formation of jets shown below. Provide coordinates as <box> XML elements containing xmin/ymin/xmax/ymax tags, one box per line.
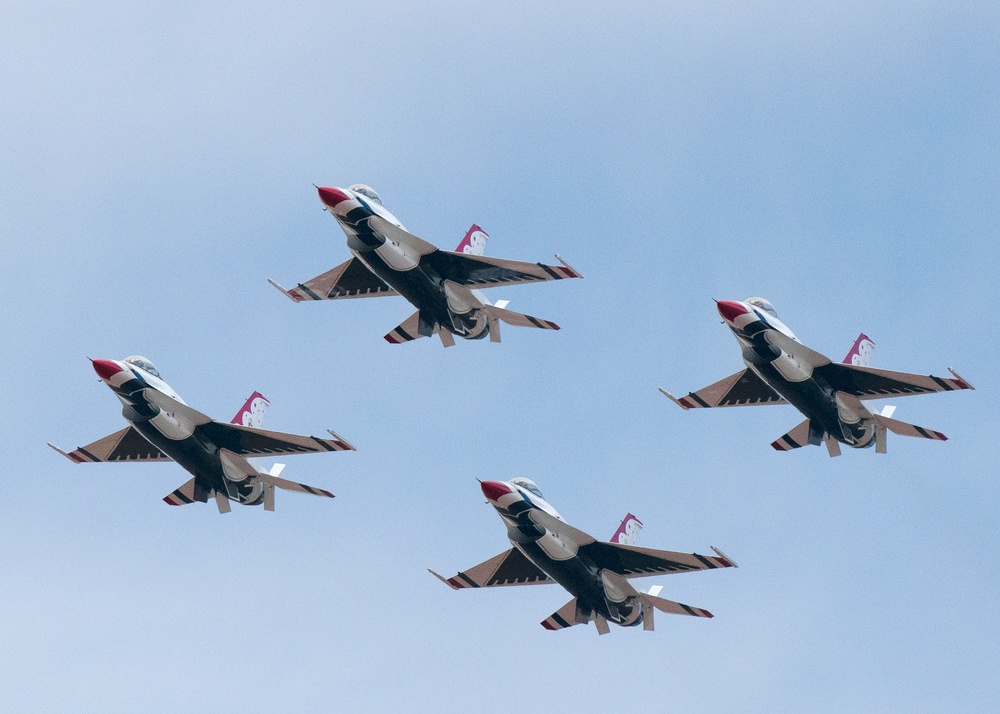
<box><xmin>48</xmin><ymin>184</ymin><xmax>976</xmax><ymax>634</ymax></box>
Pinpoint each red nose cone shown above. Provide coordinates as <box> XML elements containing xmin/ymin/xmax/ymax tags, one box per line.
<box><xmin>481</xmin><ymin>480</ymin><xmax>513</xmax><ymax>502</ymax></box>
<box><xmin>317</xmin><ymin>186</ymin><xmax>351</xmax><ymax>208</ymax></box>
<box><xmin>92</xmin><ymin>359</ymin><xmax>124</xmax><ymax>380</ymax></box>
<box><xmin>717</xmin><ymin>300</ymin><xmax>750</xmax><ymax>323</ymax></box>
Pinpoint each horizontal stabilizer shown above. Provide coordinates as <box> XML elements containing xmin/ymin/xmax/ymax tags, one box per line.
<box><xmin>163</xmin><ymin>477</ymin><xmax>209</xmax><ymax>506</ymax></box>
<box><xmin>541</xmin><ymin>598</ymin><xmax>587</xmax><ymax>631</ymax></box>
<box><xmin>771</xmin><ymin>418</ymin><xmax>821</xmax><ymax>451</ymax></box>
<box><xmin>644</xmin><ymin>593</ymin><xmax>713</xmax><ymax>619</ymax></box>
<box><xmin>871</xmin><ymin>414</ymin><xmax>947</xmax><ymax>442</ymax></box>
<box><xmin>483</xmin><ymin>304</ymin><xmax>560</xmax><ymax>331</ymax></box>
<box><xmin>257</xmin><ymin>471</ymin><xmax>334</xmax><ymax>499</ymax></box>
<box><xmin>384</xmin><ymin>310</ymin><xmax>435</xmax><ymax>344</ymax></box>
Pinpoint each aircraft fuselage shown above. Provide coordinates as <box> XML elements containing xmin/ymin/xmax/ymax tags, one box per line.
<box><xmin>494</xmin><ymin>485</ymin><xmax>644</xmax><ymax>628</ymax></box>
<box><xmin>723</xmin><ymin>301</ymin><xmax>876</xmax><ymax>449</ymax></box>
<box><xmin>98</xmin><ymin>361</ymin><xmax>265</xmax><ymax>506</ymax></box>
<box><xmin>330</xmin><ymin>190</ymin><xmax>490</xmax><ymax>340</ymax></box>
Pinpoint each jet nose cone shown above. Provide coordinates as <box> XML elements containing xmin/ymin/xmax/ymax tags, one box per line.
<box><xmin>91</xmin><ymin>359</ymin><xmax>124</xmax><ymax>380</ymax></box>
<box><xmin>481</xmin><ymin>480</ymin><xmax>513</xmax><ymax>502</ymax></box>
<box><xmin>717</xmin><ymin>300</ymin><xmax>750</xmax><ymax>323</ymax></box>
<box><xmin>316</xmin><ymin>186</ymin><xmax>351</xmax><ymax>208</ymax></box>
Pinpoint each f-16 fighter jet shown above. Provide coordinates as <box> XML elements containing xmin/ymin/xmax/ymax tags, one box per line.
<box><xmin>661</xmin><ymin>297</ymin><xmax>975</xmax><ymax>456</ymax></box>
<box><xmin>430</xmin><ymin>479</ymin><xmax>736</xmax><ymax>635</ymax></box>
<box><xmin>48</xmin><ymin>356</ymin><xmax>354</xmax><ymax>512</ymax></box>
<box><xmin>269</xmin><ymin>185</ymin><xmax>582</xmax><ymax>346</ymax></box>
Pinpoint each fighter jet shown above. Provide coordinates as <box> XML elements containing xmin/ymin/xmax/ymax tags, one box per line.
<box><xmin>48</xmin><ymin>356</ymin><xmax>354</xmax><ymax>512</ymax></box>
<box><xmin>430</xmin><ymin>479</ymin><xmax>736</xmax><ymax>634</ymax></box>
<box><xmin>269</xmin><ymin>185</ymin><xmax>583</xmax><ymax>346</ymax></box>
<box><xmin>661</xmin><ymin>297</ymin><xmax>975</xmax><ymax>456</ymax></box>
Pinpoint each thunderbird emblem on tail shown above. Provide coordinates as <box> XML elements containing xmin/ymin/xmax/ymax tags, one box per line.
<box><xmin>48</xmin><ymin>356</ymin><xmax>354</xmax><ymax>512</ymax></box>
<box><xmin>269</xmin><ymin>185</ymin><xmax>582</xmax><ymax>347</ymax></box>
<box><xmin>430</xmin><ymin>478</ymin><xmax>736</xmax><ymax>634</ymax></box>
<box><xmin>661</xmin><ymin>297</ymin><xmax>974</xmax><ymax>456</ymax></box>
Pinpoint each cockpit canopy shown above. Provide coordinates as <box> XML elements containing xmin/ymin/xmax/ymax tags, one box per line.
<box><xmin>349</xmin><ymin>184</ymin><xmax>382</xmax><ymax>206</ymax></box>
<box><xmin>746</xmin><ymin>297</ymin><xmax>778</xmax><ymax>319</ymax></box>
<box><xmin>124</xmin><ymin>355</ymin><xmax>161</xmax><ymax>379</ymax></box>
<box><xmin>510</xmin><ymin>477</ymin><xmax>544</xmax><ymax>500</ymax></box>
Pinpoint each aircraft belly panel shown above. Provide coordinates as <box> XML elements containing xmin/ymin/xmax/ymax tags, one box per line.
<box><xmin>131</xmin><ymin>422</ymin><xmax>226</xmax><ymax>491</ymax></box>
<box><xmin>749</xmin><ymin>361</ymin><xmax>872</xmax><ymax>446</ymax></box>
<box><xmin>536</xmin><ymin>530</ymin><xmax>579</xmax><ymax>561</ymax></box>
<box><xmin>354</xmin><ymin>248</ymin><xmax>482</xmax><ymax>336</ymax></box>
<box><xmin>748</xmin><ymin>362</ymin><xmax>840</xmax><ymax>431</ymax></box>
<box><xmin>148</xmin><ymin>410</ymin><xmax>196</xmax><ymax>441</ymax></box>
<box><xmin>354</xmin><ymin>250</ymin><xmax>444</xmax><ymax>309</ymax></box>
<box><xmin>374</xmin><ymin>239</ymin><xmax>421</xmax><ymax>271</ymax></box>
<box><xmin>516</xmin><ymin>541</ymin><xmax>602</xmax><ymax>604</ymax></box>
<box><xmin>769</xmin><ymin>351</ymin><xmax>814</xmax><ymax>382</ymax></box>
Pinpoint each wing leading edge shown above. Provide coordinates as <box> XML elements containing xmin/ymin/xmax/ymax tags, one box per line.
<box><xmin>198</xmin><ymin>421</ymin><xmax>356</xmax><ymax>458</ymax></box>
<box><xmin>429</xmin><ymin>547</ymin><xmax>552</xmax><ymax>589</ymax></box>
<box><xmin>270</xmin><ymin>257</ymin><xmax>399</xmax><ymax>302</ymax></box>
<box><xmin>581</xmin><ymin>541</ymin><xmax>738</xmax><ymax>578</ymax></box>
<box><xmin>817</xmin><ymin>364</ymin><xmax>974</xmax><ymax>400</ymax></box>
<box><xmin>49</xmin><ymin>426</ymin><xmax>171</xmax><ymax>464</ymax></box>
<box><xmin>662</xmin><ymin>368</ymin><xmax>787</xmax><ymax>409</ymax></box>
<box><xmin>422</xmin><ymin>251</ymin><xmax>582</xmax><ymax>290</ymax></box>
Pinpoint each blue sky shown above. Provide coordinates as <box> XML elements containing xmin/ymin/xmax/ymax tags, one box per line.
<box><xmin>2</xmin><ymin>2</ymin><xmax>998</xmax><ymax>711</ymax></box>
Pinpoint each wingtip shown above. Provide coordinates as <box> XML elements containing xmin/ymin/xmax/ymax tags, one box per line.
<box><xmin>658</xmin><ymin>388</ymin><xmax>690</xmax><ymax>410</ymax></box>
<box><xmin>554</xmin><ymin>254</ymin><xmax>584</xmax><ymax>278</ymax></box>
<box><xmin>326</xmin><ymin>429</ymin><xmax>357</xmax><ymax>451</ymax></box>
<box><xmin>268</xmin><ymin>279</ymin><xmax>301</xmax><ymax>302</ymax></box>
<box><xmin>47</xmin><ymin>442</ymin><xmax>78</xmax><ymax>462</ymax></box>
<box><xmin>947</xmin><ymin>368</ymin><xmax>975</xmax><ymax>390</ymax></box>
<box><xmin>428</xmin><ymin>569</ymin><xmax>459</xmax><ymax>589</ymax></box>
<box><xmin>711</xmin><ymin>546</ymin><xmax>739</xmax><ymax>568</ymax></box>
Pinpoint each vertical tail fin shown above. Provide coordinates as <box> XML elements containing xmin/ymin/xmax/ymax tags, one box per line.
<box><xmin>609</xmin><ymin>513</ymin><xmax>643</xmax><ymax>545</ymax></box>
<box><xmin>232</xmin><ymin>391</ymin><xmax>270</xmax><ymax>427</ymax></box>
<box><xmin>455</xmin><ymin>225</ymin><xmax>489</xmax><ymax>255</ymax></box>
<box><xmin>453</xmin><ymin>228</ymin><xmax>504</xmax><ymax>307</ymax></box>
<box><xmin>843</xmin><ymin>333</ymin><xmax>875</xmax><ymax>366</ymax></box>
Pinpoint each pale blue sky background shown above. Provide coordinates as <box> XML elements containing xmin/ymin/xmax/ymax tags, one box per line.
<box><xmin>2</xmin><ymin>2</ymin><xmax>998</xmax><ymax>712</ymax></box>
